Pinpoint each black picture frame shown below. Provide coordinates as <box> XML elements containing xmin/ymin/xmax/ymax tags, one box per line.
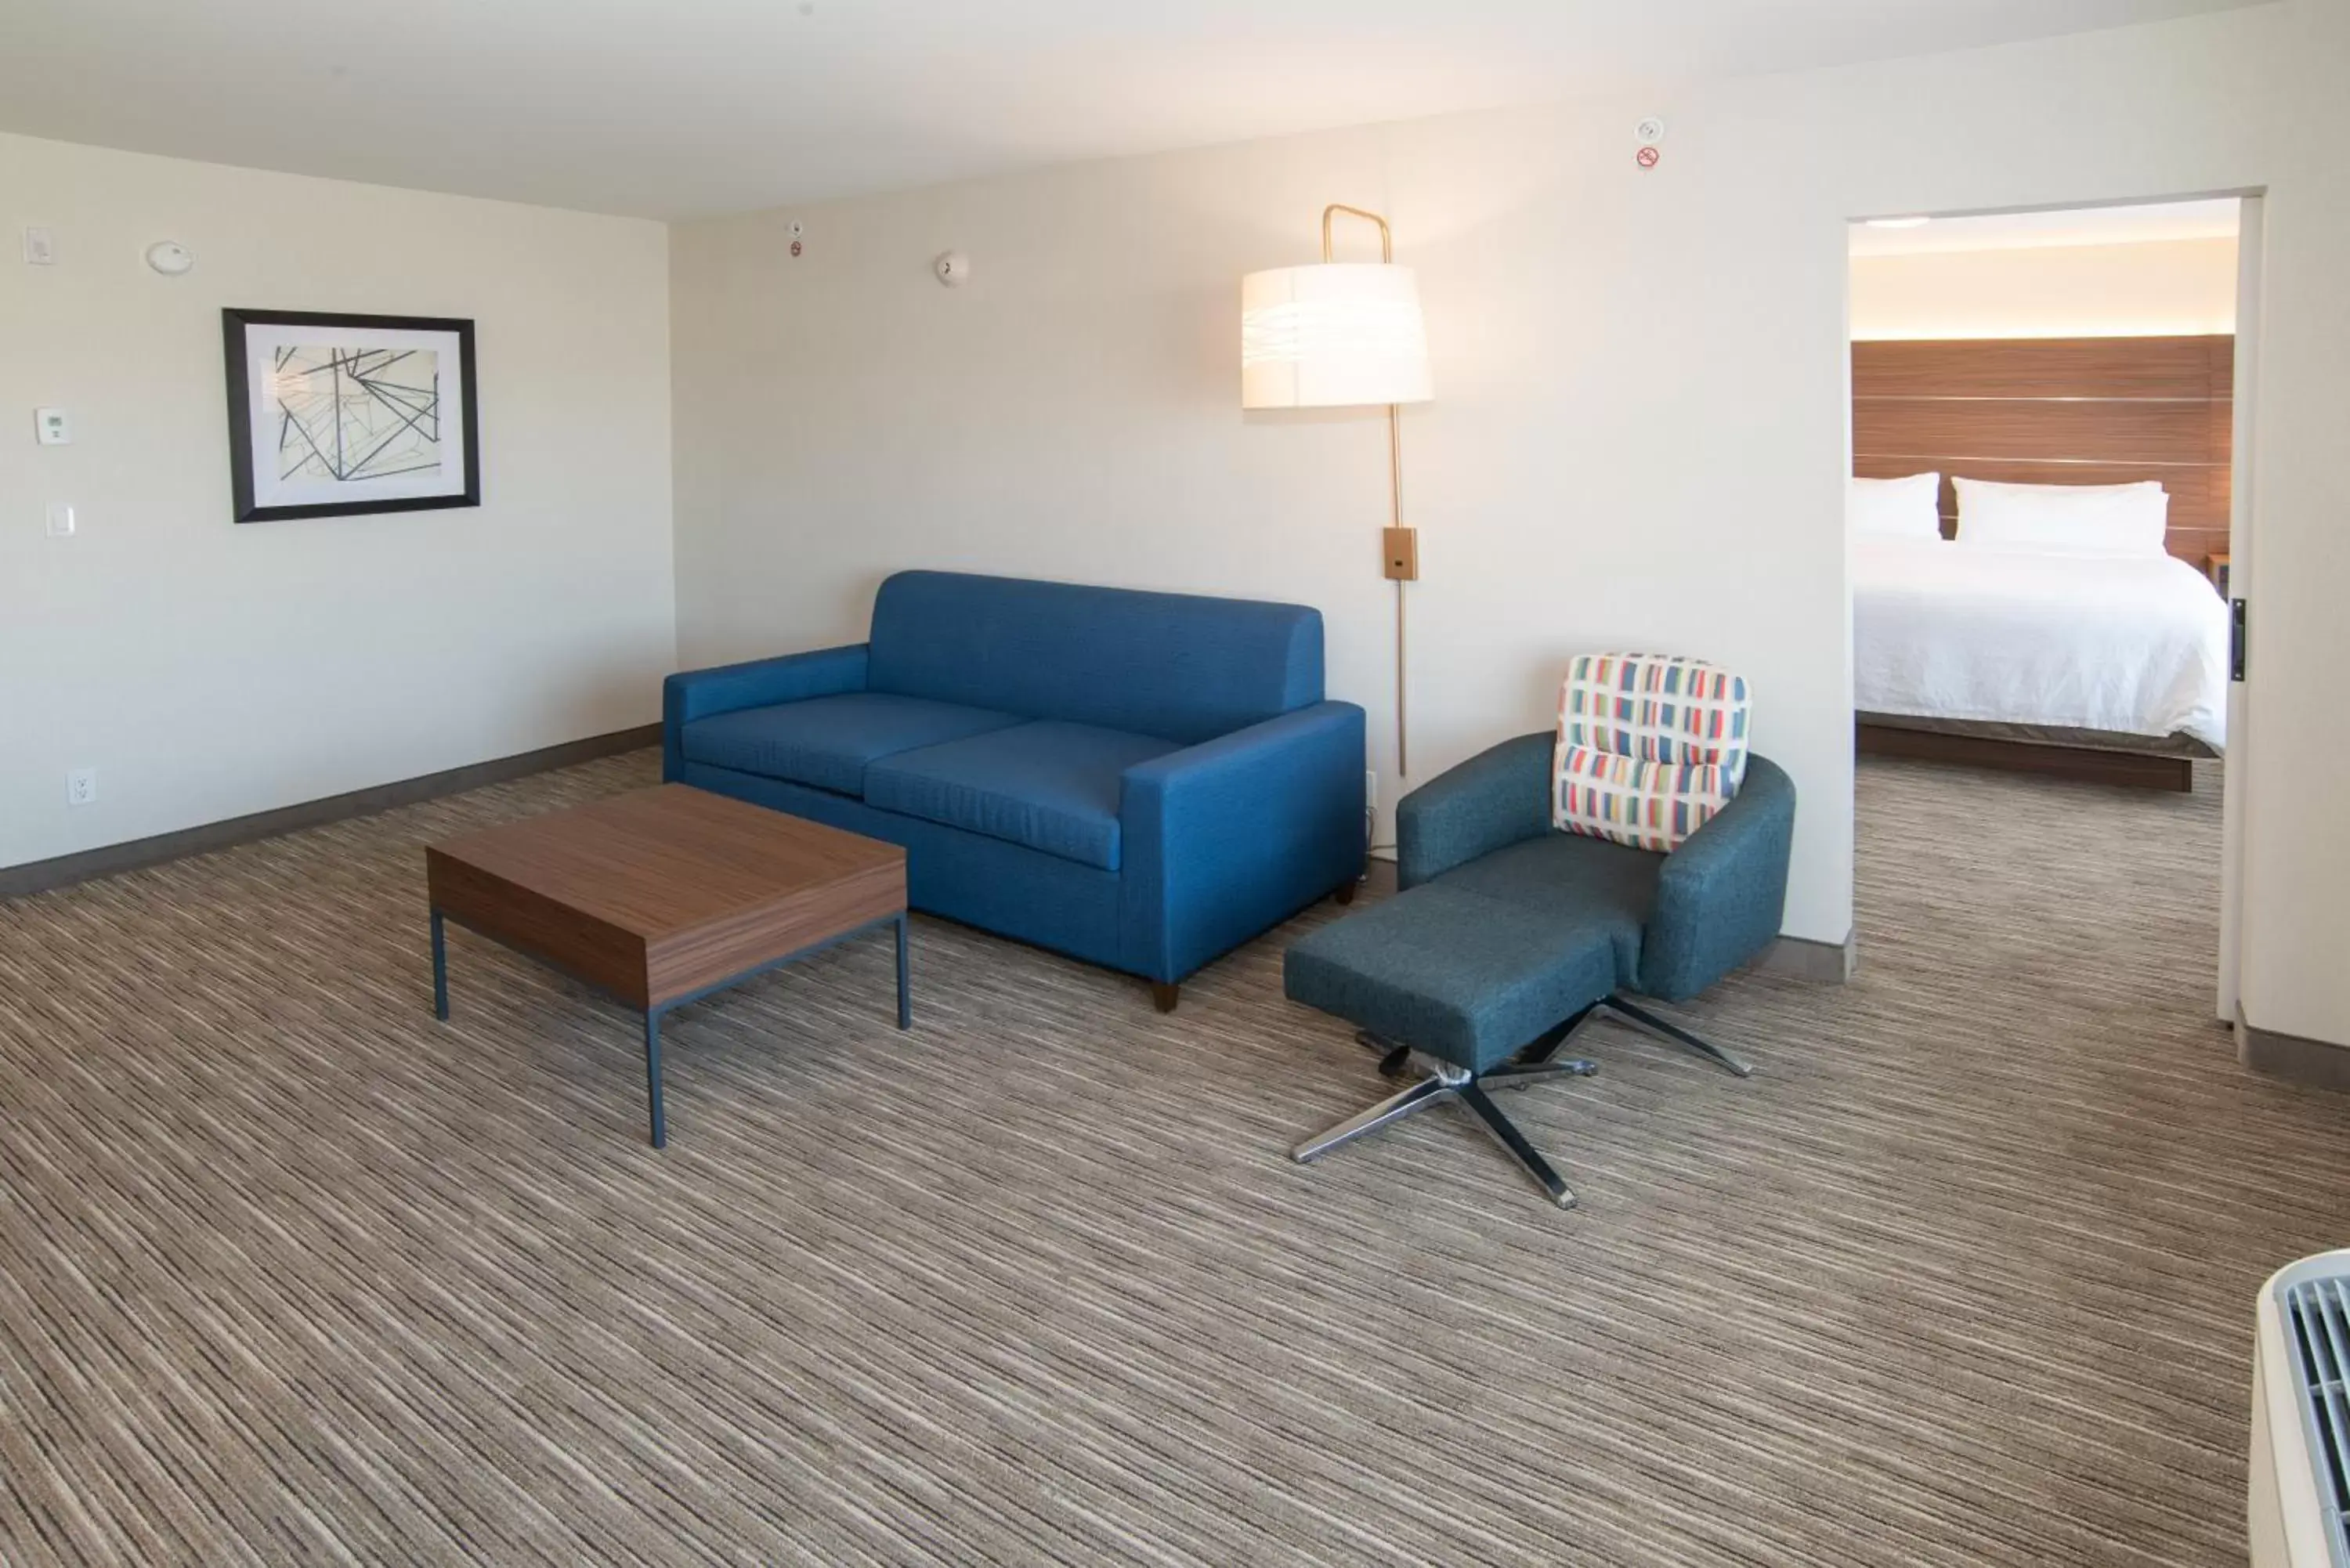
<box><xmin>222</xmin><ymin>308</ymin><xmax>481</xmax><ymax>523</ymax></box>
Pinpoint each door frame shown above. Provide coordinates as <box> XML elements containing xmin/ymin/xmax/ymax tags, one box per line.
<box><xmin>2217</xmin><ymin>192</ymin><xmax>2262</xmax><ymax>1022</ymax></box>
<box><xmin>1842</xmin><ymin>190</ymin><xmax>2264</xmax><ymax>1024</ymax></box>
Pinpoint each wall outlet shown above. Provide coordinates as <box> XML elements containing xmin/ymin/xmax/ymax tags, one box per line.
<box><xmin>24</xmin><ymin>226</ymin><xmax>56</xmax><ymax>266</ymax></box>
<box><xmin>67</xmin><ymin>768</ymin><xmax>96</xmax><ymax>807</ymax></box>
<box><xmin>35</xmin><ymin>407</ymin><xmax>70</xmax><ymax>446</ymax></box>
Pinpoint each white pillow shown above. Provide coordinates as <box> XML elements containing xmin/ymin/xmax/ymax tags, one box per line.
<box><xmin>1954</xmin><ymin>477</ymin><xmax>2169</xmax><ymax>558</ymax></box>
<box><xmin>1849</xmin><ymin>472</ymin><xmax>1943</xmax><ymax>542</ymax></box>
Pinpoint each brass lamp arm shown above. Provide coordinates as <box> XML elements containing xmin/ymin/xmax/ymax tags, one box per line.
<box><xmin>1321</xmin><ymin>204</ymin><xmax>1394</xmax><ymax>263</ymax></box>
<box><xmin>1317</xmin><ymin>202</ymin><xmax>1410</xmax><ymax>775</ymax></box>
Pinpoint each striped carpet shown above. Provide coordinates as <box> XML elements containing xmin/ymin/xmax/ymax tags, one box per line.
<box><xmin>0</xmin><ymin>752</ymin><xmax>2341</xmax><ymax>1565</ymax></box>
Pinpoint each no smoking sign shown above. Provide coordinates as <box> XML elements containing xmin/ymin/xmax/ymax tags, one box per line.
<box><xmin>1633</xmin><ymin>115</ymin><xmax>1665</xmax><ymax>171</ymax></box>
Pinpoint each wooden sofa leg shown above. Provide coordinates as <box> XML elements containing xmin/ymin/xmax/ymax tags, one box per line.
<box><xmin>1332</xmin><ymin>880</ymin><xmax>1358</xmax><ymax>905</ymax></box>
<box><xmin>1151</xmin><ymin>982</ymin><xmax>1180</xmax><ymax>1013</ymax></box>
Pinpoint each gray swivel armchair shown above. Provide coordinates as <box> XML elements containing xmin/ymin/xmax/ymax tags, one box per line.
<box><xmin>1283</xmin><ymin>718</ymin><xmax>1796</xmax><ymax>1209</ymax></box>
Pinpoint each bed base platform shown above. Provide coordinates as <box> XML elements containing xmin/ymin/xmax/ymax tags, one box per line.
<box><xmin>1856</xmin><ymin>717</ymin><xmax>2203</xmax><ymax>793</ymax></box>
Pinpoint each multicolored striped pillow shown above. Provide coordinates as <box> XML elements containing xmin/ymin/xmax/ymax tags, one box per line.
<box><xmin>1553</xmin><ymin>652</ymin><xmax>1751</xmax><ymax>852</ymax></box>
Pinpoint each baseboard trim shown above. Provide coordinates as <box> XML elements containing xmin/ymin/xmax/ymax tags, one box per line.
<box><xmin>0</xmin><ymin>724</ymin><xmax>662</xmax><ymax>901</ymax></box>
<box><xmin>1759</xmin><ymin>928</ymin><xmax>1857</xmax><ymax>984</ymax></box>
<box><xmin>2237</xmin><ymin>1010</ymin><xmax>2350</xmax><ymax>1093</ymax></box>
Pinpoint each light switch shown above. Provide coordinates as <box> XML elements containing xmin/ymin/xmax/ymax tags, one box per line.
<box><xmin>34</xmin><ymin>407</ymin><xmax>70</xmax><ymax>445</ymax></box>
<box><xmin>45</xmin><ymin>502</ymin><xmax>74</xmax><ymax>537</ymax></box>
<box><xmin>23</xmin><ymin>226</ymin><xmax>55</xmax><ymax>266</ymax></box>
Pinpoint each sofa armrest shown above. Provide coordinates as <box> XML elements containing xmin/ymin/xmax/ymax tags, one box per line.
<box><xmin>1119</xmin><ymin>702</ymin><xmax>1367</xmax><ymax>982</ymax></box>
<box><xmin>1396</xmin><ymin>732</ymin><xmax>1555</xmax><ymax>889</ymax></box>
<box><xmin>662</xmin><ymin>644</ymin><xmax>869</xmax><ymax>779</ymax></box>
<box><xmin>1638</xmin><ymin>755</ymin><xmax>1797</xmax><ymax>1002</ymax></box>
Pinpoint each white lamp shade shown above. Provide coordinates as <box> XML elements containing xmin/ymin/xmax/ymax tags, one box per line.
<box><xmin>1240</xmin><ymin>262</ymin><xmax>1433</xmax><ymax>409</ymax></box>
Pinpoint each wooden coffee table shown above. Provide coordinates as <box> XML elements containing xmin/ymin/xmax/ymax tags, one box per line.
<box><xmin>425</xmin><ymin>784</ymin><xmax>909</xmax><ymax>1147</ymax></box>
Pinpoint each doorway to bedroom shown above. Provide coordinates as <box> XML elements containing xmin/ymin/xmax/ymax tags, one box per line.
<box><xmin>1843</xmin><ymin>196</ymin><xmax>2254</xmax><ymax>1021</ymax></box>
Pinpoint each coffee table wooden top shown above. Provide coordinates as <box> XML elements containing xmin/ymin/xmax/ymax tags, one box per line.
<box><xmin>425</xmin><ymin>785</ymin><xmax>906</xmax><ymax>1010</ymax></box>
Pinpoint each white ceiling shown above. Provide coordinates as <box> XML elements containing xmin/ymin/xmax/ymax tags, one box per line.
<box><xmin>1849</xmin><ymin>197</ymin><xmax>2243</xmax><ymax>255</ymax></box>
<box><xmin>0</xmin><ymin>0</ymin><xmax>2270</xmax><ymax>221</ymax></box>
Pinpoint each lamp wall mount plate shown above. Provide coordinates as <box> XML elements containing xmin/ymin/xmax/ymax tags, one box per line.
<box><xmin>934</xmin><ymin>250</ymin><xmax>970</xmax><ymax>286</ymax></box>
<box><xmin>1383</xmin><ymin>526</ymin><xmax>1419</xmax><ymax>582</ymax></box>
<box><xmin>144</xmin><ymin>240</ymin><xmax>193</xmax><ymax>276</ymax></box>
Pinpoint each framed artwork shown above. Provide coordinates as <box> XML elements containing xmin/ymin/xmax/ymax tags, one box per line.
<box><xmin>222</xmin><ymin>308</ymin><xmax>479</xmax><ymax>523</ymax></box>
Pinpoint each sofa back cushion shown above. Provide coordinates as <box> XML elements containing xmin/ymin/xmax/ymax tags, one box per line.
<box><xmin>866</xmin><ymin>571</ymin><xmax>1325</xmax><ymax>745</ymax></box>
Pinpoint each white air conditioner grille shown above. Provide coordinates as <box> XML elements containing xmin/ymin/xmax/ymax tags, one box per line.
<box><xmin>2283</xmin><ymin>1270</ymin><xmax>2350</xmax><ymax>1566</ymax></box>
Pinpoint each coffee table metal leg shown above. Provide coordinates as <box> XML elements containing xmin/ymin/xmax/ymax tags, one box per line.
<box><xmin>430</xmin><ymin>909</ymin><xmax>450</xmax><ymax>1021</ymax></box>
<box><xmin>895</xmin><ymin>912</ymin><xmax>911</xmax><ymax>1030</ymax></box>
<box><xmin>644</xmin><ymin>1007</ymin><xmax>668</xmax><ymax>1150</ymax></box>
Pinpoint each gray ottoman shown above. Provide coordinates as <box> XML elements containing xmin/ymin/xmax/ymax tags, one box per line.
<box><xmin>1283</xmin><ymin>885</ymin><xmax>1621</xmax><ymax>1207</ymax></box>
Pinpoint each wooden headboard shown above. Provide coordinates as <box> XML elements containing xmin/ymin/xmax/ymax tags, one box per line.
<box><xmin>1851</xmin><ymin>334</ymin><xmax>2232</xmax><ymax>568</ymax></box>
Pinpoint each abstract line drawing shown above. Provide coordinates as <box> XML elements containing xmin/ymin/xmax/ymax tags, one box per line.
<box><xmin>270</xmin><ymin>345</ymin><xmax>443</xmax><ymax>483</ymax></box>
<box><xmin>224</xmin><ymin>308</ymin><xmax>478</xmax><ymax>522</ymax></box>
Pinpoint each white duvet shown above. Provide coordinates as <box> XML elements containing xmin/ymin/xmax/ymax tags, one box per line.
<box><xmin>1853</xmin><ymin>539</ymin><xmax>2229</xmax><ymax>750</ymax></box>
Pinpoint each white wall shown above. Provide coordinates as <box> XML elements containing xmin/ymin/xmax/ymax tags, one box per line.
<box><xmin>1850</xmin><ymin>237</ymin><xmax>2238</xmax><ymax>340</ymax></box>
<box><xmin>671</xmin><ymin>117</ymin><xmax>1863</xmax><ymax>945</ymax></box>
<box><xmin>671</xmin><ymin>2</ymin><xmax>2350</xmax><ymax>1046</ymax></box>
<box><xmin>670</xmin><ymin>5</ymin><xmax>2332</xmax><ymax>973</ymax></box>
<box><xmin>2231</xmin><ymin>2</ymin><xmax>2350</xmax><ymax>1050</ymax></box>
<box><xmin>1</xmin><ymin>133</ymin><xmax>676</xmax><ymax>869</ymax></box>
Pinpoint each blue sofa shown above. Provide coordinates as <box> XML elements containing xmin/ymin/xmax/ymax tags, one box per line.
<box><xmin>663</xmin><ymin>571</ymin><xmax>1368</xmax><ymax>1006</ymax></box>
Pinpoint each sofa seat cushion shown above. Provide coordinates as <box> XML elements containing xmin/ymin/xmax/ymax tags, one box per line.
<box><xmin>1430</xmin><ymin>831</ymin><xmax>1657</xmax><ymax>990</ymax></box>
<box><xmin>864</xmin><ymin>721</ymin><xmax>1180</xmax><ymax>871</ymax></box>
<box><xmin>679</xmin><ymin>693</ymin><xmax>1023</xmax><ymax>797</ymax></box>
<box><xmin>1284</xmin><ymin>885</ymin><xmax>1622</xmax><ymax>1075</ymax></box>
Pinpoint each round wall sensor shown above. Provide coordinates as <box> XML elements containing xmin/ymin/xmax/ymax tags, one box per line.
<box><xmin>1635</xmin><ymin>117</ymin><xmax>1666</xmax><ymax>144</ymax></box>
<box><xmin>144</xmin><ymin>240</ymin><xmax>194</xmax><ymax>276</ymax></box>
<box><xmin>934</xmin><ymin>250</ymin><xmax>970</xmax><ymax>287</ymax></box>
<box><xmin>788</xmin><ymin>219</ymin><xmax>804</xmax><ymax>240</ymax></box>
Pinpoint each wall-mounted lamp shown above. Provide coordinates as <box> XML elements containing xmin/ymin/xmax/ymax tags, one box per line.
<box><xmin>1241</xmin><ymin>204</ymin><xmax>1433</xmax><ymax>774</ymax></box>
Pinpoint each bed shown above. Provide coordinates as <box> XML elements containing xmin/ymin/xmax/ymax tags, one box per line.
<box><xmin>1853</xmin><ymin>538</ymin><xmax>2228</xmax><ymax>788</ymax></box>
<box><xmin>1851</xmin><ymin>334</ymin><xmax>2236</xmax><ymax>790</ymax></box>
